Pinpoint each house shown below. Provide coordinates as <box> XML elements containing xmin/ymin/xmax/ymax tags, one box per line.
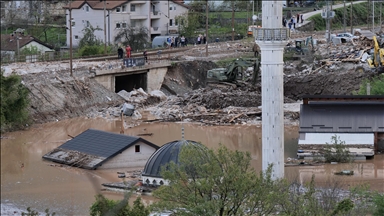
<box><xmin>298</xmin><ymin>95</ymin><xmax>384</xmax><ymax>153</ymax></box>
<box><xmin>63</xmin><ymin>0</ymin><xmax>189</xmax><ymax>47</ymax></box>
<box><xmin>0</xmin><ymin>33</ymin><xmax>54</xmax><ymax>62</ymax></box>
<box><xmin>42</xmin><ymin>129</ymin><xmax>160</xmax><ymax>169</ymax></box>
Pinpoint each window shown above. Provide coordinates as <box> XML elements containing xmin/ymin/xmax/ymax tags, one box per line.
<box><xmin>85</xmin><ymin>6</ymin><xmax>89</xmax><ymax>12</ymax></box>
<box><xmin>116</xmin><ymin>7</ymin><xmax>120</xmax><ymax>12</ymax></box>
<box><xmin>135</xmin><ymin>145</ymin><xmax>140</xmax><ymax>153</ymax></box>
<box><xmin>169</xmin><ymin>19</ymin><xmax>173</xmax><ymax>26</ymax></box>
<box><xmin>174</xmin><ymin>6</ymin><xmax>176</xmax><ymax>10</ymax></box>
<box><xmin>181</xmin><ymin>19</ymin><xmax>184</xmax><ymax>25</ymax></box>
<box><xmin>86</xmin><ymin>20</ymin><xmax>90</xmax><ymax>27</ymax></box>
<box><xmin>122</xmin><ymin>22</ymin><xmax>127</xmax><ymax>28</ymax></box>
<box><xmin>130</xmin><ymin>4</ymin><xmax>135</xmax><ymax>12</ymax></box>
<box><xmin>169</xmin><ymin>5</ymin><xmax>172</xmax><ymax>10</ymax></box>
<box><xmin>131</xmin><ymin>20</ymin><xmax>136</xmax><ymax>27</ymax></box>
<box><xmin>116</xmin><ymin>23</ymin><xmax>121</xmax><ymax>29</ymax></box>
<box><xmin>71</xmin><ymin>21</ymin><xmax>75</xmax><ymax>27</ymax></box>
<box><xmin>175</xmin><ymin>19</ymin><xmax>178</xmax><ymax>26</ymax></box>
<box><xmin>74</xmin><ymin>35</ymin><xmax>79</xmax><ymax>40</ymax></box>
<box><xmin>122</xmin><ymin>5</ymin><xmax>126</xmax><ymax>12</ymax></box>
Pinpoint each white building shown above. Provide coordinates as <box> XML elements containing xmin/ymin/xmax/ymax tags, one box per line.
<box><xmin>64</xmin><ymin>0</ymin><xmax>189</xmax><ymax>47</ymax></box>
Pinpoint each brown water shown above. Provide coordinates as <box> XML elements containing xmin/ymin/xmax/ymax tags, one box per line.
<box><xmin>1</xmin><ymin>117</ymin><xmax>383</xmax><ymax>215</ymax></box>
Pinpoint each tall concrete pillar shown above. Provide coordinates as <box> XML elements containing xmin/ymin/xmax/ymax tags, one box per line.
<box><xmin>255</xmin><ymin>1</ymin><xmax>288</xmax><ymax>179</ymax></box>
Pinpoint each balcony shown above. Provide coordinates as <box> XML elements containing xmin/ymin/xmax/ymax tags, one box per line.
<box><xmin>253</xmin><ymin>28</ymin><xmax>290</xmax><ymax>41</ymax></box>
<box><xmin>130</xmin><ymin>15</ymin><xmax>148</xmax><ymax>20</ymax></box>
<box><xmin>151</xmin><ymin>27</ymin><xmax>161</xmax><ymax>34</ymax></box>
<box><xmin>151</xmin><ymin>11</ymin><xmax>161</xmax><ymax>19</ymax></box>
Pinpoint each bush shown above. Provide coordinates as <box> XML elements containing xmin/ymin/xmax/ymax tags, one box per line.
<box><xmin>321</xmin><ymin>135</ymin><xmax>352</xmax><ymax>163</ymax></box>
<box><xmin>89</xmin><ymin>193</ymin><xmax>149</xmax><ymax>216</ymax></box>
<box><xmin>78</xmin><ymin>45</ymin><xmax>104</xmax><ymax>57</ymax></box>
<box><xmin>0</xmin><ymin>70</ymin><xmax>30</xmax><ymax>132</ymax></box>
<box><xmin>373</xmin><ymin>193</ymin><xmax>384</xmax><ymax>216</ymax></box>
<box><xmin>354</xmin><ymin>75</ymin><xmax>384</xmax><ymax>95</ymax></box>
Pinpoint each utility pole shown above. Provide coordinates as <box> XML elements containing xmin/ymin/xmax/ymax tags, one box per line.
<box><xmin>343</xmin><ymin>0</ymin><xmax>346</xmax><ymax>33</ymax></box>
<box><xmin>326</xmin><ymin>0</ymin><xmax>330</xmax><ymax>42</ymax></box>
<box><xmin>380</xmin><ymin>2</ymin><xmax>382</xmax><ymax>32</ymax></box>
<box><xmin>168</xmin><ymin>0</ymin><xmax>170</xmax><ymax>35</ymax></box>
<box><xmin>206</xmin><ymin>0</ymin><xmax>208</xmax><ymax>57</ymax></box>
<box><xmin>253</xmin><ymin>0</ymin><xmax>254</xmax><ymax>25</ymax></box>
<box><xmin>372</xmin><ymin>1</ymin><xmax>375</xmax><ymax>33</ymax></box>
<box><xmin>69</xmin><ymin>0</ymin><xmax>73</xmax><ymax>77</ymax></box>
<box><xmin>231</xmin><ymin>3</ymin><xmax>234</xmax><ymax>41</ymax></box>
<box><xmin>350</xmin><ymin>0</ymin><xmax>353</xmax><ymax>34</ymax></box>
<box><xmin>104</xmin><ymin>0</ymin><xmax>107</xmax><ymax>55</ymax></box>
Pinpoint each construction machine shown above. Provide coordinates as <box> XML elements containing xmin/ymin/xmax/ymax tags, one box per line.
<box><xmin>367</xmin><ymin>36</ymin><xmax>384</xmax><ymax>74</ymax></box>
<box><xmin>284</xmin><ymin>36</ymin><xmax>315</xmax><ymax>59</ymax></box>
<box><xmin>207</xmin><ymin>58</ymin><xmax>260</xmax><ymax>84</ymax></box>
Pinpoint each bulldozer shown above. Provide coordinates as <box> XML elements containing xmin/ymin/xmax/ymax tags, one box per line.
<box><xmin>284</xmin><ymin>36</ymin><xmax>315</xmax><ymax>59</ymax></box>
<box><xmin>207</xmin><ymin>58</ymin><xmax>260</xmax><ymax>85</ymax></box>
<box><xmin>367</xmin><ymin>36</ymin><xmax>384</xmax><ymax>74</ymax></box>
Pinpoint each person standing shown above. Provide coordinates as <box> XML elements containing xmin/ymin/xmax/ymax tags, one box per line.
<box><xmin>296</xmin><ymin>14</ymin><xmax>300</xmax><ymax>24</ymax></box>
<box><xmin>171</xmin><ymin>37</ymin><xmax>175</xmax><ymax>48</ymax></box>
<box><xmin>301</xmin><ymin>14</ymin><xmax>304</xmax><ymax>23</ymax></box>
<box><xmin>125</xmin><ymin>45</ymin><xmax>131</xmax><ymax>58</ymax></box>
<box><xmin>143</xmin><ymin>50</ymin><xmax>148</xmax><ymax>63</ymax></box>
<box><xmin>203</xmin><ymin>34</ymin><xmax>206</xmax><ymax>44</ymax></box>
<box><xmin>293</xmin><ymin>16</ymin><xmax>296</xmax><ymax>30</ymax></box>
<box><xmin>181</xmin><ymin>35</ymin><xmax>185</xmax><ymax>47</ymax></box>
<box><xmin>197</xmin><ymin>34</ymin><xmax>201</xmax><ymax>44</ymax></box>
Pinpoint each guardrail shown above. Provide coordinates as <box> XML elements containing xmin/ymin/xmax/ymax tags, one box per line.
<box><xmin>253</xmin><ymin>28</ymin><xmax>290</xmax><ymax>41</ymax></box>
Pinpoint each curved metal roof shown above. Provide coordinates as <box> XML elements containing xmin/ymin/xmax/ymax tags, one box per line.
<box><xmin>142</xmin><ymin>140</ymin><xmax>204</xmax><ymax>178</ymax></box>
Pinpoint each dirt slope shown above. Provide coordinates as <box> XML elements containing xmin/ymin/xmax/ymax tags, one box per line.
<box><xmin>22</xmin><ymin>70</ymin><xmax>124</xmax><ymax>124</ymax></box>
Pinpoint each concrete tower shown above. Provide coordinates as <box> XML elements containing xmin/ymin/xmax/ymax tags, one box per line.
<box><xmin>255</xmin><ymin>1</ymin><xmax>289</xmax><ymax>179</ymax></box>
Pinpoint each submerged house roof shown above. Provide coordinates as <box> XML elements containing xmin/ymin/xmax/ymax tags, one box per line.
<box><xmin>42</xmin><ymin>129</ymin><xmax>159</xmax><ymax>169</ymax></box>
<box><xmin>299</xmin><ymin>95</ymin><xmax>384</xmax><ymax>133</ymax></box>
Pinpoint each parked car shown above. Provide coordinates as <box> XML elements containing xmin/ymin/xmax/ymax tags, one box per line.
<box><xmin>303</xmin><ymin>0</ymin><xmax>316</xmax><ymax>7</ymax></box>
<box><xmin>335</xmin><ymin>33</ymin><xmax>358</xmax><ymax>41</ymax></box>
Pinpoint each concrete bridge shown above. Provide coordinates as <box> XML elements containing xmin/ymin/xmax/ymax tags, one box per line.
<box><xmin>93</xmin><ymin>61</ymin><xmax>170</xmax><ymax>93</ymax></box>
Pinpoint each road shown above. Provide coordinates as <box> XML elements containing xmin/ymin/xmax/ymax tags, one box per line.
<box><xmin>301</xmin><ymin>0</ymin><xmax>366</xmax><ymax>27</ymax></box>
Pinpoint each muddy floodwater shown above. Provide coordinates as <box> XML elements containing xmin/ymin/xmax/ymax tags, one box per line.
<box><xmin>1</xmin><ymin>117</ymin><xmax>383</xmax><ymax>215</ymax></box>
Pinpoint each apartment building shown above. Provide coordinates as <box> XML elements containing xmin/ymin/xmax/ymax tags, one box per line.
<box><xmin>63</xmin><ymin>0</ymin><xmax>188</xmax><ymax>47</ymax></box>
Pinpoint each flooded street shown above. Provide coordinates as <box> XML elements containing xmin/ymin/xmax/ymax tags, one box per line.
<box><xmin>1</xmin><ymin>117</ymin><xmax>383</xmax><ymax>215</ymax></box>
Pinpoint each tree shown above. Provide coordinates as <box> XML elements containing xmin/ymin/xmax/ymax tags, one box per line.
<box><xmin>354</xmin><ymin>75</ymin><xmax>384</xmax><ymax>95</ymax></box>
<box><xmin>151</xmin><ymin>144</ymin><xmax>282</xmax><ymax>216</ymax></box>
<box><xmin>89</xmin><ymin>193</ymin><xmax>150</xmax><ymax>216</ymax></box>
<box><xmin>0</xmin><ymin>70</ymin><xmax>30</xmax><ymax>132</ymax></box>
<box><xmin>321</xmin><ymin>135</ymin><xmax>352</xmax><ymax>163</ymax></box>
<box><xmin>79</xmin><ymin>24</ymin><xmax>103</xmax><ymax>48</ymax></box>
<box><xmin>221</xmin><ymin>0</ymin><xmax>248</xmax><ymax>41</ymax></box>
<box><xmin>114</xmin><ymin>25</ymin><xmax>149</xmax><ymax>51</ymax></box>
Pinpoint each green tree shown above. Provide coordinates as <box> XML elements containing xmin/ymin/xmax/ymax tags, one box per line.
<box><xmin>152</xmin><ymin>144</ymin><xmax>282</xmax><ymax>216</ymax></box>
<box><xmin>221</xmin><ymin>0</ymin><xmax>249</xmax><ymax>41</ymax></box>
<box><xmin>0</xmin><ymin>70</ymin><xmax>30</xmax><ymax>131</ymax></box>
<box><xmin>354</xmin><ymin>75</ymin><xmax>384</xmax><ymax>95</ymax></box>
<box><xmin>114</xmin><ymin>25</ymin><xmax>149</xmax><ymax>51</ymax></box>
<box><xmin>90</xmin><ymin>193</ymin><xmax>150</xmax><ymax>216</ymax></box>
<box><xmin>20</xmin><ymin>45</ymin><xmax>40</xmax><ymax>55</ymax></box>
<box><xmin>321</xmin><ymin>135</ymin><xmax>352</xmax><ymax>163</ymax></box>
<box><xmin>79</xmin><ymin>24</ymin><xmax>103</xmax><ymax>48</ymax></box>
<box><xmin>373</xmin><ymin>193</ymin><xmax>384</xmax><ymax>216</ymax></box>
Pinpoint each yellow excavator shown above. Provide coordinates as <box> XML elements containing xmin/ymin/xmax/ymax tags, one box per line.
<box><xmin>367</xmin><ymin>36</ymin><xmax>384</xmax><ymax>74</ymax></box>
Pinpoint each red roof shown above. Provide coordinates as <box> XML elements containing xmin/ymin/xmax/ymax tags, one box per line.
<box><xmin>1</xmin><ymin>34</ymin><xmax>54</xmax><ymax>51</ymax></box>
